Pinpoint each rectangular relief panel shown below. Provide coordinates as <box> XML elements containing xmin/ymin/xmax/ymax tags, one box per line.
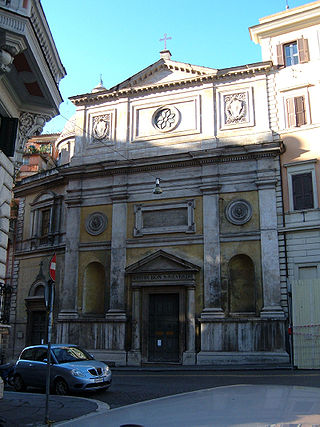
<box><xmin>131</xmin><ymin>96</ymin><xmax>201</xmax><ymax>142</ymax></box>
<box><xmin>134</xmin><ymin>200</ymin><xmax>195</xmax><ymax>236</ymax></box>
<box><xmin>218</xmin><ymin>87</ymin><xmax>255</xmax><ymax>130</ymax></box>
<box><xmin>86</xmin><ymin>109</ymin><xmax>116</xmax><ymax>148</ymax></box>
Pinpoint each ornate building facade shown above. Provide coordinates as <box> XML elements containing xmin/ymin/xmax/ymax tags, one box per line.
<box><xmin>11</xmin><ymin>2</ymin><xmax>320</xmax><ymax>367</ymax></box>
<box><xmin>11</xmin><ymin>45</ymin><xmax>289</xmax><ymax>365</ymax></box>
<box><xmin>0</xmin><ymin>0</ymin><xmax>65</xmax><ymax>363</ymax></box>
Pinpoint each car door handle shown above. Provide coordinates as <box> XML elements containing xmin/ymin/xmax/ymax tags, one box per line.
<box><xmin>28</xmin><ymin>363</ymin><xmax>33</xmax><ymax>367</ymax></box>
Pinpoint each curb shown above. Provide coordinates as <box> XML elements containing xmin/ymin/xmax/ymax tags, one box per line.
<box><xmin>49</xmin><ymin>396</ymin><xmax>110</xmax><ymax>426</ymax></box>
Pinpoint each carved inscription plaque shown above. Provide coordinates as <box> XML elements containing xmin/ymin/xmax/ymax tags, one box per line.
<box><xmin>143</xmin><ymin>208</ymin><xmax>188</xmax><ymax>228</ymax></box>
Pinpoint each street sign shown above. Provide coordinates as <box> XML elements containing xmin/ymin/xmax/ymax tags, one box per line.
<box><xmin>49</xmin><ymin>254</ymin><xmax>56</xmax><ymax>282</ymax></box>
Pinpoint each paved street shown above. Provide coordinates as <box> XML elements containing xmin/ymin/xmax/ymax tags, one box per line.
<box><xmin>93</xmin><ymin>369</ymin><xmax>320</xmax><ymax>409</ymax></box>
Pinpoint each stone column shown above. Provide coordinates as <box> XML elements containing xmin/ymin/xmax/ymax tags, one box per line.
<box><xmin>105</xmin><ymin>192</ymin><xmax>128</xmax><ymax>365</ymax></box>
<box><xmin>127</xmin><ymin>287</ymin><xmax>141</xmax><ymax>366</ymax></box>
<box><xmin>256</xmin><ymin>179</ymin><xmax>285</xmax><ymax>319</ymax></box>
<box><xmin>58</xmin><ymin>184</ymin><xmax>81</xmax><ymax>320</ymax></box>
<box><xmin>200</xmin><ymin>187</ymin><xmax>224</xmax><ymax>319</ymax></box>
<box><xmin>183</xmin><ymin>286</ymin><xmax>196</xmax><ymax>365</ymax></box>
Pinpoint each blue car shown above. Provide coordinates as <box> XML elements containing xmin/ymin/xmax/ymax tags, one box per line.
<box><xmin>13</xmin><ymin>344</ymin><xmax>112</xmax><ymax>395</ymax></box>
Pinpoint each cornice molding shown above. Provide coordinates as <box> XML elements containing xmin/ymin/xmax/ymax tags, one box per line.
<box><xmin>250</xmin><ymin>2</ymin><xmax>320</xmax><ymax>44</ymax></box>
<box><xmin>70</xmin><ymin>62</ymin><xmax>273</xmax><ymax>106</ymax></box>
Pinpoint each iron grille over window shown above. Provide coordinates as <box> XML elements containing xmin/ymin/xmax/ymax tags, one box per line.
<box><xmin>0</xmin><ymin>283</ymin><xmax>12</xmax><ymax>324</ymax></box>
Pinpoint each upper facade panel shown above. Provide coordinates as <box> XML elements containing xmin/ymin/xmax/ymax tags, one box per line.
<box><xmin>69</xmin><ymin>59</ymin><xmax>274</xmax><ymax>165</ymax></box>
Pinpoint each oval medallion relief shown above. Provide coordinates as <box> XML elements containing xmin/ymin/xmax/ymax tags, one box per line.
<box><xmin>85</xmin><ymin>212</ymin><xmax>108</xmax><ymax>235</ymax></box>
<box><xmin>152</xmin><ymin>106</ymin><xmax>180</xmax><ymax>132</ymax></box>
<box><xmin>225</xmin><ymin>199</ymin><xmax>252</xmax><ymax>225</ymax></box>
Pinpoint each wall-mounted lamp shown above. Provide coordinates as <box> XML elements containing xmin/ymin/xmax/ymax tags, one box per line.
<box><xmin>153</xmin><ymin>178</ymin><xmax>162</xmax><ymax>194</ymax></box>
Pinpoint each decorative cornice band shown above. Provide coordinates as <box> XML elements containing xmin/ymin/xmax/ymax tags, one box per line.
<box><xmin>64</xmin><ymin>150</ymin><xmax>280</xmax><ymax>180</ymax></box>
<box><xmin>70</xmin><ymin>62</ymin><xmax>273</xmax><ymax>106</ymax></box>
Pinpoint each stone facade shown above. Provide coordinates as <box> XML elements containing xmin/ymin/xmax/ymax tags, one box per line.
<box><xmin>0</xmin><ymin>0</ymin><xmax>65</xmax><ymax>398</ymax></box>
<box><xmin>10</xmin><ymin>40</ymin><xmax>291</xmax><ymax>366</ymax></box>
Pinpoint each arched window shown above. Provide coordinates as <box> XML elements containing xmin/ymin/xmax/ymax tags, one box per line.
<box><xmin>228</xmin><ymin>254</ymin><xmax>256</xmax><ymax>315</ymax></box>
<box><xmin>83</xmin><ymin>262</ymin><xmax>106</xmax><ymax>315</ymax></box>
<box><xmin>29</xmin><ymin>191</ymin><xmax>63</xmax><ymax>247</ymax></box>
<box><xmin>34</xmin><ymin>284</ymin><xmax>45</xmax><ymax>296</ymax></box>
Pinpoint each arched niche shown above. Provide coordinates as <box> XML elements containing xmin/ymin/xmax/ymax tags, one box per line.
<box><xmin>228</xmin><ymin>254</ymin><xmax>256</xmax><ymax>315</ymax></box>
<box><xmin>83</xmin><ymin>262</ymin><xmax>106</xmax><ymax>315</ymax></box>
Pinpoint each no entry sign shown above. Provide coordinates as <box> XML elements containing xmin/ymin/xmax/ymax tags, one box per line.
<box><xmin>49</xmin><ymin>254</ymin><xmax>56</xmax><ymax>281</ymax></box>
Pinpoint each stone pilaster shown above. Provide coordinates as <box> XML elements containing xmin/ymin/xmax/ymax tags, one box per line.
<box><xmin>105</xmin><ymin>191</ymin><xmax>128</xmax><ymax>365</ymax></box>
<box><xmin>127</xmin><ymin>288</ymin><xmax>141</xmax><ymax>366</ymax></box>
<box><xmin>107</xmin><ymin>193</ymin><xmax>128</xmax><ymax>313</ymax></box>
<box><xmin>256</xmin><ymin>179</ymin><xmax>285</xmax><ymax>319</ymax></box>
<box><xmin>200</xmin><ymin>187</ymin><xmax>224</xmax><ymax>319</ymax></box>
<box><xmin>183</xmin><ymin>286</ymin><xmax>196</xmax><ymax>365</ymax></box>
<box><xmin>58</xmin><ymin>183</ymin><xmax>82</xmax><ymax>320</ymax></box>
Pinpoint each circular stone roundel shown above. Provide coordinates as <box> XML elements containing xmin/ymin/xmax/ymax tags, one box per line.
<box><xmin>152</xmin><ymin>106</ymin><xmax>180</xmax><ymax>132</ymax></box>
<box><xmin>85</xmin><ymin>212</ymin><xmax>107</xmax><ymax>235</ymax></box>
<box><xmin>225</xmin><ymin>199</ymin><xmax>252</xmax><ymax>225</ymax></box>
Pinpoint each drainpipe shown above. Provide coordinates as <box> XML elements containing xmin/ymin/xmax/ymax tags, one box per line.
<box><xmin>279</xmin><ymin>156</ymin><xmax>294</xmax><ymax>369</ymax></box>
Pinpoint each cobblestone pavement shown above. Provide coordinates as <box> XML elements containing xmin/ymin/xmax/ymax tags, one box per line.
<box><xmin>93</xmin><ymin>369</ymin><xmax>320</xmax><ymax>408</ymax></box>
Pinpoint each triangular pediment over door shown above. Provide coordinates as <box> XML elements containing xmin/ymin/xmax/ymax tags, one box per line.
<box><xmin>126</xmin><ymin>250</ymin><xmax>200</xmax><ymax>288</ymax></box>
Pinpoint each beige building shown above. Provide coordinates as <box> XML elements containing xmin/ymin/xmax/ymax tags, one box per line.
<box><xmin>250</xmin><ymin>1</ymin><xmax>320</xmax><ymax>368</ymax></box>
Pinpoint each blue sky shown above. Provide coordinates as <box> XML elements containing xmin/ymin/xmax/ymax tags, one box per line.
<box><xmin>41</xmin><ymin>0</ymin><xmax>311</xmax><ymax>133</ymax></box>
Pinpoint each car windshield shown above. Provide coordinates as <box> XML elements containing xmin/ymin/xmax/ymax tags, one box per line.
<box><xmin>52</xmin><ymin>346</ymin><xmax>93</xmax><ymax>363</ymax></box>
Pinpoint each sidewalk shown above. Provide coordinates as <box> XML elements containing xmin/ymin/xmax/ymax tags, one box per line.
<box><xmin>0</xmin><ymin>391</ymin><xmax>109</xmax><ymax>426</ymax></box>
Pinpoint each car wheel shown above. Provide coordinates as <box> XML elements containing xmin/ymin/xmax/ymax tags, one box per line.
<box><xmin>54</xmin><ymin>378</ymin><xmax>69</xmax><ymax>395</ymax></box>
<box><xmin>7</xmin><ymin>374</ymin><xmax>15</xmax><ymax>387</ymax></box>
<box><xmin>13</xmin><ymin>374</ymin><xmax>26</xmax><ymax>392</ymax></box>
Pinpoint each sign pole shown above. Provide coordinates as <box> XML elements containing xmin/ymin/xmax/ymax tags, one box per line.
<box><xmin>45</xmin><ymin>254</ymin><xmax>56</xmax><ymax>425</ymax></box>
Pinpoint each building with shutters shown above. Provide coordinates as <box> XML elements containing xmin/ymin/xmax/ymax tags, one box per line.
<box><xmin>0</xmin><ymin>0</ymin><xmax>65</xmax><ymax>362</ymax></box>
<box><xmin>250</xmin><ymin>1</ymin><xmax>320</xmax><ymax>368</ymax></box>
<box><xmin>250</xmin><ymin>1</ymin><xmax>320</xmax><ymax>294</ymax></box>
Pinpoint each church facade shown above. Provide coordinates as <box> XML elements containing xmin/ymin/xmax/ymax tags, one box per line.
<box><xmin>11</xmin><ymin>47</ymin><xmax>290</xmax><ymax>366</ymax></box>
<box><xmin>24</xmin><ymin>0</ymin><xmax>320</xmax><ymax>365</ymax></box>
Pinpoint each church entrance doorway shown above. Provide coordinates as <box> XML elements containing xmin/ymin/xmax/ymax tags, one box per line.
<box><xmin>29</xmin><ymin>311</ymin><xmax>46</xmax><ymax>345</ymax></box>
<box><xmin>148</xmin><ymin>293</ymin><xmax>179</xmax><ymax>362</ymax></box>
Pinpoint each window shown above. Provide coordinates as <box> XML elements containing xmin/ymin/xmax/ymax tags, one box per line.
<box><xmin>30</xmin><ymin>192</ymin><xmax>63</xmax><ymax>247</ymax></box>
<box><xmin>298</xmin><ymin>266</ymin><xmax>318</xmax><ymax>280</ymax></box>
<box><xmin>40</xmin><ymin>209</ymin><xmax>51</xmax><ymax>237</ymax></box>
<box><xmin>277</xmin><ymin>38</ymin><xmax>310</xmax><ymax>67</ymax></box>
<box><xmin>286</xmin><ymin>96</ymin><xmax>306</xmax><ymax>128</ymax></box>
<box><xmin>284</xmin><ymin>42</ymin><xmax>299</xmax><ymax>66</ymax></box>
<box><xmin>292</xmin><ymin>173</ymin><xmax>314</xmax><ymax>210</ymax></box>
<box><xmin>21</xmin><ymin>348</ymin><xmax>36</xmax><ymax>361</ymax></box>
<box><xmin>285</xmin><ymin>160</ymin><xmax>318</xmax><ymax>212</ymax></box>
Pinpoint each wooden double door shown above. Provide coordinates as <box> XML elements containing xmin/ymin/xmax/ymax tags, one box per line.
<box><xmin>147</xmin><ymin>292</ymin><xmax>181</xmax><ymax>363</ymax></box>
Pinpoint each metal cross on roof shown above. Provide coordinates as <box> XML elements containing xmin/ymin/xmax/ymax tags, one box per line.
<box><xmin>160</xmin><ymin>33</ymin><xmax>172</xmax><ymax>50</ymax></box>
